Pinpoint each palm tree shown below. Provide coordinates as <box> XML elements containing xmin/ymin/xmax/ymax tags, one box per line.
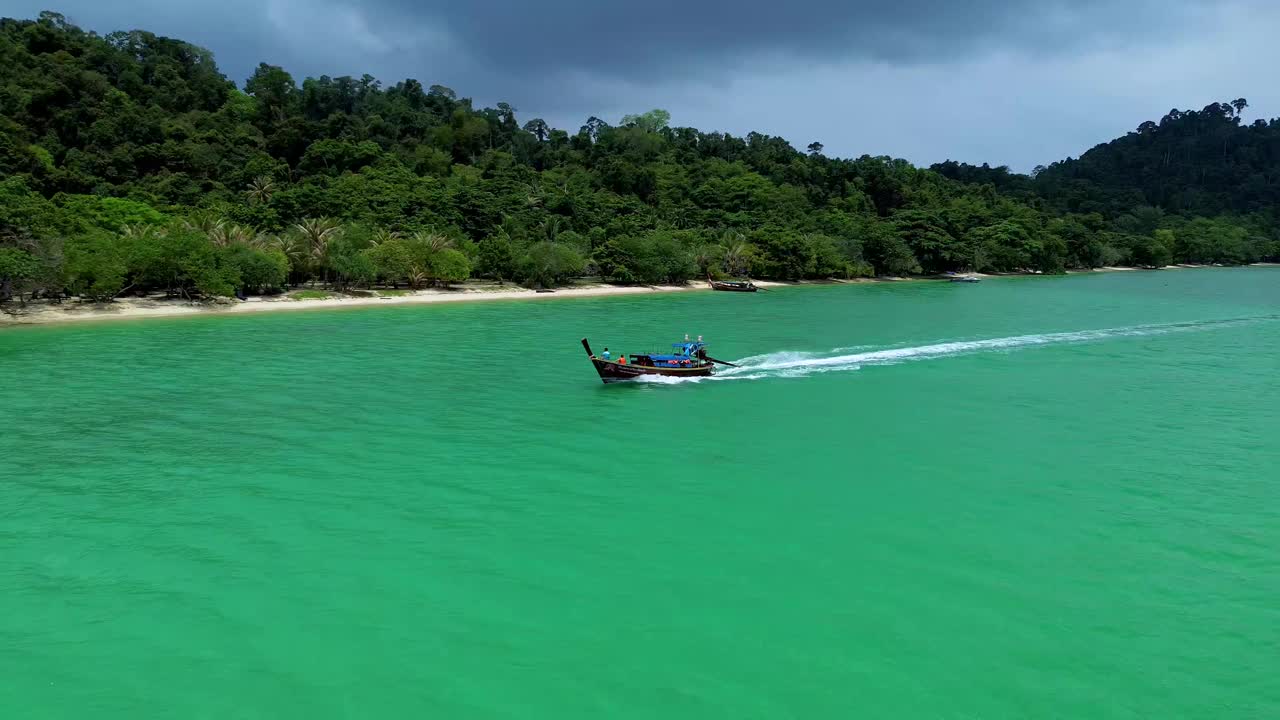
<box><xmin>524</xmin><ymin>181</ymin><xmax>544</xmax><ymax>209</ymax></box>
<box><xmin>720</xmin><ymin>231</ymin><xmax>749</xmax><ymax>277</ymax></box>
<box><xmin>245</xmin><ymin>175</ymin><xmax>277</xmax><ymax>205</ymax></box>
<box><xmin>183</xmin><ymin>211</ymin><xmax>225</xmax><ymax>236</ymax></box>
<box><xmin>410</xmin><ymin>230</ymin><xmax>453</xmax><ymax>253</ymax></box>
<box><xmin>693</xmin><ymin>246</ymin><xmax>720</xmax><ymax>278</ymax></box>
<box><xmin>272</xmin><ymin>234</ymin><xmax>308</xmax><ymax>285</ymax></box>
<box><xmin>294</xmin><ymin>217</ymin><xmax>342</xmax><ymax>259</ymax></box>
<box><xmin>541</xmin><ymin>216</ymin><xmax>561</xmax><ymax>243</ymax></box>
<box><xmin>408</xmin><ymin>265</ymin><xmax>431</xmax><ymax>290</ymax></box>
<box><xmin>270</xmin><ymin>230</ymin><xmax>307</xmax><ymax>284</ymax></box>
<box><xmin>369</xmin><ymin>228</ymin><xmax>402</xmax><ymax>247</ymax></box>
<box><xmin>293</xmin><ymin>217</ymin><xmax>343</xmax><ymax>284</ymax></box>
<box><xmin>659</xmin><ymin>205</ymin><xmax>692</xmax><ymax>230</ymax></box>
<box><xmin>250</xmin><ymin>233</ymin><xmax>278</xmax><ymax>251</ymax></box>
<box><xmin>120</xmin><ymin>224</ymin><xmax>162</xmax><ymax>241</ymax></box>
<box><xmin>208</xmin><ymin>223</ymin><xmax>253</xmax><ymax>247</ymax></box>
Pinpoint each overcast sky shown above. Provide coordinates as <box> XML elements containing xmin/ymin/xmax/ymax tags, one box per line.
<box><xmin>9</xmin><ymin>1</ymin><xmax>1276</xmax><ymax>171</ymax></box>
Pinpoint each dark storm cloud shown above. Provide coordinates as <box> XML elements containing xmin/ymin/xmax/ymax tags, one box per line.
<box><xmin>337</xmin><ymin>0</ymin><xmax>1205</xmax><ymax>81</ymax></box>
<box><xmin>17</xmin><ymin>0</ymin><xmax>1207</xmax><ymax>85</ymax></box>
<box><xmin>6</xmin><ymin>0</ymin><xmax>1267</xmax><ymax>171</ymax></box>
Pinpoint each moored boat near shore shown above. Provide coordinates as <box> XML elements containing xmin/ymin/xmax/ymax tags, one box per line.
<box><xmin>709</xmin><ymin>279</ymin><xmax>759</xmax><ymax>292</ymax></box>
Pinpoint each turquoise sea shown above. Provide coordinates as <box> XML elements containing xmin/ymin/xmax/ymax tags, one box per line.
<box><xmin>2</xmin><ymin>268</ymin><xmax>1278</xmax><ymax>718</ymax></box>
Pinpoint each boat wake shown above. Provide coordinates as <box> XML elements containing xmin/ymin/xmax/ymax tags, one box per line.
<box><xmin>632</xmin><ymin>316</ymin><xmax>1270</xmax><ymax>384</ymax></box>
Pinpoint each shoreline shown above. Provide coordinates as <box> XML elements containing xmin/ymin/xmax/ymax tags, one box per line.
<box><xmin>2</xmin><ymin>264</ymin><xmax>1274</xmax><ymax>328</ymax></box>
<box><xmin>0</xmin><ymin>282</ymin><xmax>725</xmax><ymax>327</ymax></box>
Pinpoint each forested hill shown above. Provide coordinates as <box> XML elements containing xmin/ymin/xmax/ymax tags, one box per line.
<box><xmin>1037</xmin><ymin>102</ymin><xmax>1280</xmax><ymax>216</ymax></box>
<box><xmin>1</xmin><ymin>12</ymin><xmax>1277</xmax><ymax>304</ymax></box>
<box><xmin>934</xmin><ymin>101</ymin><xmax>1280</xmax><ymax>258</ymax></box>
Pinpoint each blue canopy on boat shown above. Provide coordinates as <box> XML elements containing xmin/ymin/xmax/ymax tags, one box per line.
<box><xmin>647</xmin><ymin>341</ymin><xmax>705</xmax><ymax>363</ymax></box>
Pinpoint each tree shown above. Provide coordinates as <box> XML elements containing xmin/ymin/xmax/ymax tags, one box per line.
<box><xmin>1051</xmin><ymin>215</ymin><xmax>1111</xmax><ymax>269</ymax></box>
<box><xmin>518</xmin><ymin>242</ymin><xmax>584</xmax><ymax>287</ymax></box>
<box><xmin>807</xmin><ymin>142</ymin><xmax>824</xmax><ymax>156</ymax></box>
<box><xmin>860</xmin><ymin>219</ymin><xmax>921</xmax><ymax>276</ymax></box>
<box><xmin>293</xmin><ymin>217</ymin><xmax>343</xmax><ymax>277</ymax></box>
<box><xmin>581</xmin><ymin>116</ymin><xmax>610</xmax><ymax>142</ymax></box>
<box><xmin>130</xmin><ymin>228</ymin><xmax>193</xmax><ymax>296</ymax></box>
<box><xmin>893</xmin><ymin>211</ymin><xmax>957</xmax><ymax>273</ymax></box>
<box><xmin>749</xmin><ymin>229</ymin><xmax>816</xmax><ymax>280</ymax></box>
<box><xmin>966</xmin><ymin>222</ymin><xmax>1039</xmax><ymax>272</ymax></box>
<box><xmin>431</xmin><ymin>248</ymin><xmax>471</xmax><ymax>287</ymax></box>
<box><xmin>57</xmin><ymin>197</ymin><xmax>168</xmax><ymax>233</ymax></box>
<box><xmin>208</xmin><ymin>224</ymin><xmax>253</xmax><ymax>248</ymax></box>
<box><xmin>65</xmin><ymin>235</ymin><xmax>128</xmax><ymax>301</ymax></box>
<box><xmin>364</xmin><ymin>238</ymin><xmax>414</xmax><ymax>286</ymax></box>
<box><xmin>299</xmin><ymin>139</ymin><xmax>383</xmax><ymax>175</ymax></box>
<box><xmin>603</xmin><ymin>232</ymin><xmax>697</xmax><ymax>284</ymax></box>
<box><xmin>272</xmin><ymin>234</ymin><xmax>309</xmax><ymax>284</ymax></box>
<box><xmin>226</xmin><ymin>245</ymin><xmax>287</xmax><ymax>293</ymax></box>
<box><xmin>1133</xmin><ymin>232</ymin><xmax>1174</xmax><ymax>267</ymax></box>
<box><xmin>185</xmin><ymin>245</ymin><xmax>241</xmax><ymax>298</ymax></box>
<box><xmin>428</xmin><ymin>84</ymin><xmax>456</xmax><ymax>100</ymax></box>
<box><xmin>410</xmin><ymin>230</ymin><xmax>453</xmax><ymax>255</ymax></box>
<box><xmin>495</xmin><ymin>102</ymin><xmax>517</xmax><ymax>130</ymax></box>
<box><xmin>327</xmin><ymin>239</ymin><xmax>375</xmax><ymax>290</ymax></box>
<box><xmin>523</xmin><ymin>118</ymin><xmax>550</xmax><ymax>142</ymax></box>
<box><xmin>621</xmin><ymin>109</ymin><xmax>671</xmax><ymax>133</ymax></box>
<box><xmin>369</xmin><ymin>228</ymin><xmax>402</xmax><ymax>246</ymax></box>
<box><xmin>692</xmin><ymin>244</ymin><xmax>723</xmax><ymax>278</ymax></box>
<box><xmin>476</xmin><ymin>231</ymin><xmax>516</xmax><ymax>281</ymax></box>
<box><xmin>246</xmin><ymin>175</ymin><xmax>277</xmax><ymax>205</ymax></box>
<box><xmin>244</xmin><ymin>63</ymin><xmax>298</xmax><ymax>122</ymax></box>
<box><xmin>721</xmin><ymin>237</ymin><xmax>750</xmax><ymax>278</ymax></box>
<box><xmin>0</xmin><ymin>247</ymin><xmax>39</xmax><ymax>302</ymax></box>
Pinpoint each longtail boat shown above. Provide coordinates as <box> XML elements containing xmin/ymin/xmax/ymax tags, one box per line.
<box><xmin>708</xmin><ymin>279</ymin><xmax>759</xmax><ymax>292</ymax></box>
<box><xmin>581</xmin><ymin>336</ymin><xmax>736</xmax><ymax>384</ymax></box>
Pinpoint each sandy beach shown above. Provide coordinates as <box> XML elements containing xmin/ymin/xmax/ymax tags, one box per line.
<box><xmin>0</xmin><ymin>281</ymin><xmax>795</xmax><ymax>327</ymax></box>
<box><xmin>2</xmin><ymin>265</ymin><xmax>1271</xmax><ymax>328</ymax></box>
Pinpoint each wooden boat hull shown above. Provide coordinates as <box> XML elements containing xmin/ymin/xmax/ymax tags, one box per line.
<box><xmin>589</xmin><ymin>357</ymin><xmax>715</xmax><ymax>383</ymax></box>
<box><xmin>581</xmin><ymin>338</ymin><xmax>715</xmax><ymax>384</ymax></box>
<box><xmin>709</xmin><ymin>280</ymin><xmax>758</xmax><ymax>292</ymax></box>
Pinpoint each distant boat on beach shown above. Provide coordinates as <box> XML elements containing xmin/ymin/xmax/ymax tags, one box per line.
<box><xmin>708</xmin><ymin>279</ymin><xmax>759</xmax><ymax>292</ymax></box>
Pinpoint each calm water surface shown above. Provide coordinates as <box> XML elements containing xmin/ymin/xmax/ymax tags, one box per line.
<box><xmin>2</xmin><ymin>268</ymin><xmax>1278</xmax><ymax>718</ymax></box>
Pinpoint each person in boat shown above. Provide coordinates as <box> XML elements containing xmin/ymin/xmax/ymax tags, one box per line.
<box><xmin>601</xmin><ymin>347</ymin><xmax>610</xmax><ymax>360</ymax></box>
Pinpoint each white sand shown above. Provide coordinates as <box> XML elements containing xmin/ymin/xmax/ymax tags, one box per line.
<box><xmin>0</xmin><ymin>282</ymin><xmax>750</xmax><ymax>327</ymax></box>
<box><xmin>4</xmin><ymin>265</ymin><xmax>1271</xmax><ymax>327</ymax></box>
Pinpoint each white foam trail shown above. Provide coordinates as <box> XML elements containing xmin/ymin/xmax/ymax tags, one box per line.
<box><xmin>632</xmin><ymin>372</ymin><xmax>768</xmax><ymax>384</ymax></box>
<box><xmin>632</xmin><ymin>316</ymin><xmax>1268</xmax><ymax>385</ymax></box>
